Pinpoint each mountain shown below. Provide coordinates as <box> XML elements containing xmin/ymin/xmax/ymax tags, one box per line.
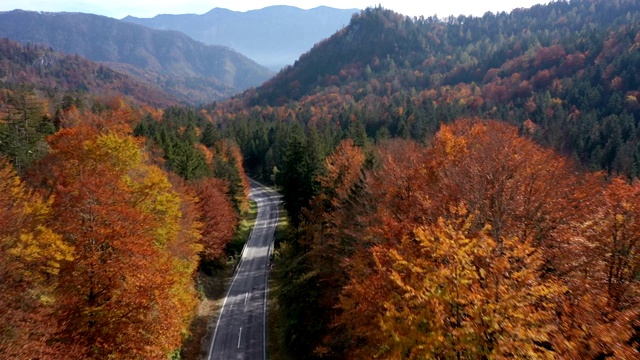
<box><xmin>225</xmin><ymin>0</ymin><xmax>640</xmax><ymax>177</ymax></box>
<box><xmin>0</xmin><ymin>38</ymin><xmax>178</xmax><ymax>108</ymax></box>
<box><xmin>123</xmin><ymin>6</ymin><xmax>359</xmax><ymax>71</ymax></box>
<box><xmin>0</xmin><ymin>10</ymin><xmax>275</xmax><ymax>104</ymax></box>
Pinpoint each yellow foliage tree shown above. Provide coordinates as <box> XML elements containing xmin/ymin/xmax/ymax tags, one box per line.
<box><xmin>91</xmin><ymin>131</ymin><xmax>203</xmax><ymax>355</ymax></box>
<box><xmin>340</xmin><ymin>208</ymin><xmax>564</xmax><ymax>359</ymax></box>
<box><xmin>0</xmin><ymin>158</ymin><xmax>72</xmax><ymax>358</ymax></box>
<box><xmin>44</xmin><ymin>128</ymin><xmax>202</xmax><ymax>358</ymax></box>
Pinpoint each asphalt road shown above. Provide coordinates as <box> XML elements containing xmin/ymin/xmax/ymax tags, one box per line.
<box><xmin>208</xmin><ymin>180</ymin><xmax>281</xmax><ymax>360</ymax></box>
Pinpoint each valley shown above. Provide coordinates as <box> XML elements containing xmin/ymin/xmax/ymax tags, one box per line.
<box><xmin>0</xmin><ymin>0</ymin><xmax>639</xmax><ymax>359</ymax></box>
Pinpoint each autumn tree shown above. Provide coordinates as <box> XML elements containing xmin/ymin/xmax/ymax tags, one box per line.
<box><xmin>161</xmin><ymin>173</ymin><xmax>205</xmax><ymax>351</ymax></box>
<box><xmin>192</xmin><ymin>177</ymin><xmax>237</xmax><ymax>262</ymax></box>
<box><xmin>424</xmin><ymin>119</ymin><xmax>590</xmax><ymax>270</ymax></box>
<box><xmin>39</xmin><ymin>126</ymin><xmax>200</xmax><ymax>359</ymax></box>
<box><xmin>211</xmin><ymin>139</ymin><xmax>251</xmax><ymax>214</ymax></box>
<box><xmin>339</xmin><ymin>208</ymin><xmax>563</xmax><ymax>359</ymax></box>
<box><xmin>334</xmin><ymin>120</ymin><xmax>585</xmax><ymax>358</ymax></box>
<box><xmin>0</xmin><ymin>157</ymin><xmax>73</xmax><ymax>359</ymax></box>
<box><xmin>556</xmin><ymin>176</ymin><xmax>640</xmax><ymax>358</ymax></box>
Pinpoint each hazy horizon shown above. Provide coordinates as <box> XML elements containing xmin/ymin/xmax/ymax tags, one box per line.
<box><xmin>1</xmin><ymin>1</ymin><xmax>547</xmax><ymax>20</ymax></box>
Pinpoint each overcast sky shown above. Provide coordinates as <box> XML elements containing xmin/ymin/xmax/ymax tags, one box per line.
<box><xmin>1</xmin><ymin>1</ymin><xmax>548</xmax><ymax>19</ymax></box>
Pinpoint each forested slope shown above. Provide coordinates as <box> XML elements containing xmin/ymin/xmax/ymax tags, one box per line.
<box><xmin>217</xmin><ymin>0</ymin><xmax>640</xmax><ymax>177</ymax></box>
<box><xmin>0</xmin><ymin>38</ymin><xmax>178</xmax><ymax>108</ymax></box>
<box><xmin>0</xmin><ymin>10</ymin><xmax>275</xmax><ymax>104</ymax></box>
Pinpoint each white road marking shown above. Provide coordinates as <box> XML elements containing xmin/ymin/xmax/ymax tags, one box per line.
<box><xmin>245</xmin><ymin>292</ymin><xmax>249</xmax><ymax>305</ymax></box>
<box><xmin>237</xmin><ymin>327</ymin><xmax>242</xmax><ymax>348</ymax></box>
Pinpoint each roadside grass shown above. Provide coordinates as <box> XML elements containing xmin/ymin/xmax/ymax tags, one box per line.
<box><xmin>179</xmin><ymin>200</ymin><xmax>258</xmax><ymax>360</ymax></box>
<box><xmin>226</xmin><ymin>199</ymin><xmax>259</xmax><ymax>257</ymax></box>
<box><xmin>268</xmin><ymin>202</ymin><xmax>294</xmax><ymax>360</ymax></box>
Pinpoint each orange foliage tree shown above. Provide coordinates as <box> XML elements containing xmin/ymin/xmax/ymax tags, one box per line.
<box><xmin>38</xmin><ymin>125</ymin><xmax>201</xmax><ymax>359</ymax></box>
<box><xmin>0</xmin><ymin>158</ymin><xmax>73</xmax><ymax>359</ymax></box>
<box><xmin>426</xmin><ymin>120</ymin><xmax>584</xmax><ymax>251</ymax></box>
<box><xmin>1</xmin><ymin>97</ymin><xmax>243</xmax><ymax>358</ymax></box>
<box><xmin>302</xmin><ymin>138</ymin><xmax>367</xmax><ymax>289</ymax></box>
<box><xmin>192</xmin><ymin>177</ymin><xmax>237</xmax><ymax>262</ymax></box>
<box><xmin>557</xmin><ymin>176</ymin><xmax>640</xmax><ymax>358</ymax></box>
<box><xmin>335</xmin><ymin>119</ymin><xmax>589</xmax><ymax>358</ymax></box>
<box><xmin>341</xmin><ymin>209</ymin><xmax>563</xmax><ymax>359</ymax></box>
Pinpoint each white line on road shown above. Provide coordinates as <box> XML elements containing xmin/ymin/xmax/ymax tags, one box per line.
<box><xmin>238</xmin><ymin>327</ymin><xmax>242</xmax><ymax>349</ymax></box>
<box><xmin>245</xmin><ymin>292</ymin><xmax>249</xmax><ymax>305</ymax></box>
<box><xmin>207</xmin><ymin>238</ymin><xmax>247</xmax><ymax>358</ymax></box>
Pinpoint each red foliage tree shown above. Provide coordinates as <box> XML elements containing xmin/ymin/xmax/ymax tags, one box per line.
<box><xmin>43</xmin><ymin>127</ymin><xmax>172</xmax><ymax>358</ymax></box>
<box><xmin>192</xmin><ymin>177</ymin><xmax>237</xmax><ymax>261</ymax></box>
<box><xmin>34</xmin><ymin>125</ymin><xmax>202</xmax><ymax>358</ymax></box>
<box><xmin>335</xmin><ymin>120</ymin><xmax>588</xmax><ymax>358</ymax></box>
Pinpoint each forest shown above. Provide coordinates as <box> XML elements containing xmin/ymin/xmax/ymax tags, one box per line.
<box><xmin>0</xmin><ymin>89</ymin><xmax>249</xmax><ymax>358</ymax></box>
<box><xmin>1</xmin><ymin>0</ymin><xmax>639</xmax><ymax>359</ymax></box>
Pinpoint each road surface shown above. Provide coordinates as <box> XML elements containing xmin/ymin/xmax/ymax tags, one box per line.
<box><xmin>208</xmin><ymin>180</ymin><xmax>281</xmax><ymax>360</ymax></box>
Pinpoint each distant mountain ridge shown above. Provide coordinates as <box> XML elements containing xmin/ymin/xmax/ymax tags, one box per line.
<box><xmin>123</xmin><ymin>5</ymin><xmax>359</xmax><ymax>71</ymax></box>
<box><xmin>0</xmin><ymin>38</ymin><xmax>178</xmax><ymax>108</ymax></box>
<box><xmin>0</xmin><ymin>10</ymin><xmax>275</xmax><ymax>104</ymax></box>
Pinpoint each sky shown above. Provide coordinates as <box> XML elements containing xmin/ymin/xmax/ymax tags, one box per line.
<box><xmin>1</xmin><ymin>1</ymin><xmax>548</xmax><ymax>20</ymax></box>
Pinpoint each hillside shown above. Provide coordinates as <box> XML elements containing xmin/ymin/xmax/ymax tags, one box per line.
<box><xmin>0</xmin><ymin>10</ymin><xmax>275</xmax><ymax>104</ymax></box>
<box><xmin>0</xmin><ymin>38</ymin><xmax>177</xmax><ymax>108</ymax></box>
<box><xmin>123</xmin><ymin>6</ymin><xmax>358</xmax><ymax>71</ymax></box>
<box><xmin>197</xmin><ymin>1</ymin><xmax>640</xmax><ymax>359</ymax></box>
<box><xmin>221</xmin><ymin>0</ymin><xmax>640</xmax><ymax>177</ymax></box>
